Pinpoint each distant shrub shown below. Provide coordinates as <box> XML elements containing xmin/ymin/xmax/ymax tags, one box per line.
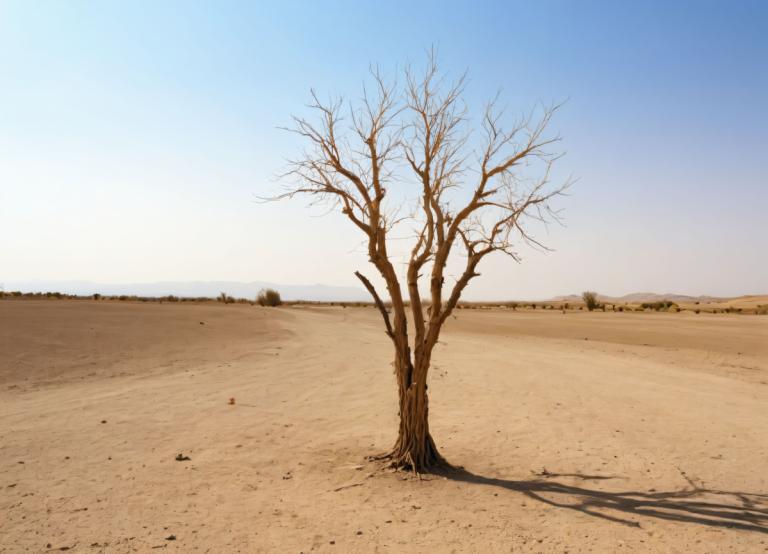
<box><xmin>93</xmin><ymin>293</ymin><xmax>101</xmax><ymax>300</ymax></box>
<box><xmin>640</xmin><ymin>300</ymin><xmax>677</xmax><ymax>312</ymax></box>
<box><xmin>564</xmin><ymin>302</ymin><xmax>569</xmax><ymax>310</ymax></box>
<box><xmin>582</xmin><ymin>291</ymin><xmax>599</xmax><ymax>311</ymax></box>
<box><xmin>510</xmin><ymin>302</ymin><xmax>518</xmax><ymax>311</ymax></box>
<box><xmin>256</xmin><ymin>288</ymin><xmax>282</xmax><ymax>307</ymax></box>
<box><xmin>695</xmin><ymin>309</ymin><xmax>700</xmax><ymax>314</ymax></box>
<box><xmin>617</xmin><ymin>306</ymin><xmax>624</xmax><ymax>312</ymax></box>
<box><xmin>218</xmin><ymin>292</ymin><xmax>235</xmax><ymax>304</ymax></box>
<box><xmin>118</xmin><ymin>295</ymin><xmax>129</xmax><ymax>301</ymax></box>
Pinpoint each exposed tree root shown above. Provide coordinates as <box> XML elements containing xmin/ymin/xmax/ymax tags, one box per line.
<box><xmin>368</xmin><ymin>434</ymin><xmax>454</xmax><ymax>475</ymax></box>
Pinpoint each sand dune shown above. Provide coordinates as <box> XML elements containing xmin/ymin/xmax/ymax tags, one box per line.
<box><xmin>1</xmin><ymin>301</ymin><xmax>767</xmax><ymax>552</ymax></box>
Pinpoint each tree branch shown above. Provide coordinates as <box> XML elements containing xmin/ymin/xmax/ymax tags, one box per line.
<box><xmin>354</xmin><ymin>270</ymin><xmax>394</xmax><ymax>340</ymax></box>
<box><xmin>274</xmin><ymin>57</ymin><xmax>569</xmax><ymax>391</ymax></box>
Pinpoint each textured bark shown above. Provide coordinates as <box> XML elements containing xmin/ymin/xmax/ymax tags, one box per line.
<box><xmin>389</xmin><ymin>380</ymin><xmax>448</xmax><ymax>471</ymax></box>
<box><xmin>376</xmin><ymin>303</ymin><xmax>450</xmax><ymax>472</ymax></box>
<box><xmin>370</xmin><ymin>346</ymin><xmax>449</xmax><ymax>472</ymax></box>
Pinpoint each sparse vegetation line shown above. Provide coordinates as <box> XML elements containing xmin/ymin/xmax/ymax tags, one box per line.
<box><xmin>1</xmin><ymin>290</ymin><xmax>764</xmax><ymax>314</ymax></box>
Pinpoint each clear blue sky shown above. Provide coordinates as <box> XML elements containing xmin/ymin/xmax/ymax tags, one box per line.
<box><xmin>1</xmin><ymin>1</ymin><xmax>766</xmax><ymax>299</ymax></box>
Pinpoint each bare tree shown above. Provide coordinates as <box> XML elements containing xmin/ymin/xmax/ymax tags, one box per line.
<box><xmin>273</xmin><ymin>56</ymin><xmax>570</xmax><ymax>473</ymax></box>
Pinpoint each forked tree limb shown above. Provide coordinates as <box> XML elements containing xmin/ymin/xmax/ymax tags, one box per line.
<box><xmin>354</xmin><ymin>270</ymin><xmax>394</xmax><ymax>340</ymax></box>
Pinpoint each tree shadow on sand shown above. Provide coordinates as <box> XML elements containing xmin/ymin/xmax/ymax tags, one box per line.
<box><xmin>442</xmin><ymin>468</ymin><xmax>768</xmax><ymax>533</ymax></box>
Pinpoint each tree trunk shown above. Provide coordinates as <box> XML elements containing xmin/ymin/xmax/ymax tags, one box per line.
<box><xmin>376</xmin><ymin>351</ymin><xmax>449</xmax><ymax>473</ymax></box>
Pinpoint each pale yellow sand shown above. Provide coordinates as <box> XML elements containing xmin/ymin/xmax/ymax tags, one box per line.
<box><xmin>1</xmin><ymin>301</ymin><xmax>767</xmax><ymax>552</ymax></box>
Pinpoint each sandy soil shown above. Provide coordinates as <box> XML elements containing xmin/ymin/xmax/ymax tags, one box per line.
<box><xmin>708</xmin><ymin>295</ymin><xmax>768</xmax><ymax>311</ymax></box>
<box><xmin>1</xmin><ymin>301</ymin><xmax>767</xmax><ymax>553</ymax></box>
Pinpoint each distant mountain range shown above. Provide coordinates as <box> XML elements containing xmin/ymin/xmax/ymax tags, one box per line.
<box><xmin>1</xmin><ymin>280</ymin><xmax>369</xmax><ymax>302</ymax></box>
<box><xmin>551</xmin><ymin>292</ymin><xmax>729</xmax><ymax>303</ymax></box>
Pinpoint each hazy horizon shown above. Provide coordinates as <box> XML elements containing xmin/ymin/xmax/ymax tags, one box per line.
<box><xmin>2</xmin><ymin>278</ymin><xmax>764</xmax><ymax>303</ymax></box>
<box><xmin>2</xmin><ymin>1</ymin><xmax>766</xmax><ymax>300</ymax></box>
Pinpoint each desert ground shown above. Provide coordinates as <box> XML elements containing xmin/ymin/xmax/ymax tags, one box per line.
<box><xmin>1</xmin><ymin>301</ymin><xmax>767</xmax><ymax>553</ymax></box>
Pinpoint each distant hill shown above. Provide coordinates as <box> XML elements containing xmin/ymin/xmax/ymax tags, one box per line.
<box><xmin>607</xmin><ymin>292</ymin><xmax>726</xmax><ymax>303</ymax></box>
<box><xmin>550</xmin><ymin>292</ymin><xmax>743</xmax><ymax>304</ymax></box>
<box><xmin>2</xmin><ymin>280</ymin><xmax>369</xmax><ymax>302</ymax></box>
